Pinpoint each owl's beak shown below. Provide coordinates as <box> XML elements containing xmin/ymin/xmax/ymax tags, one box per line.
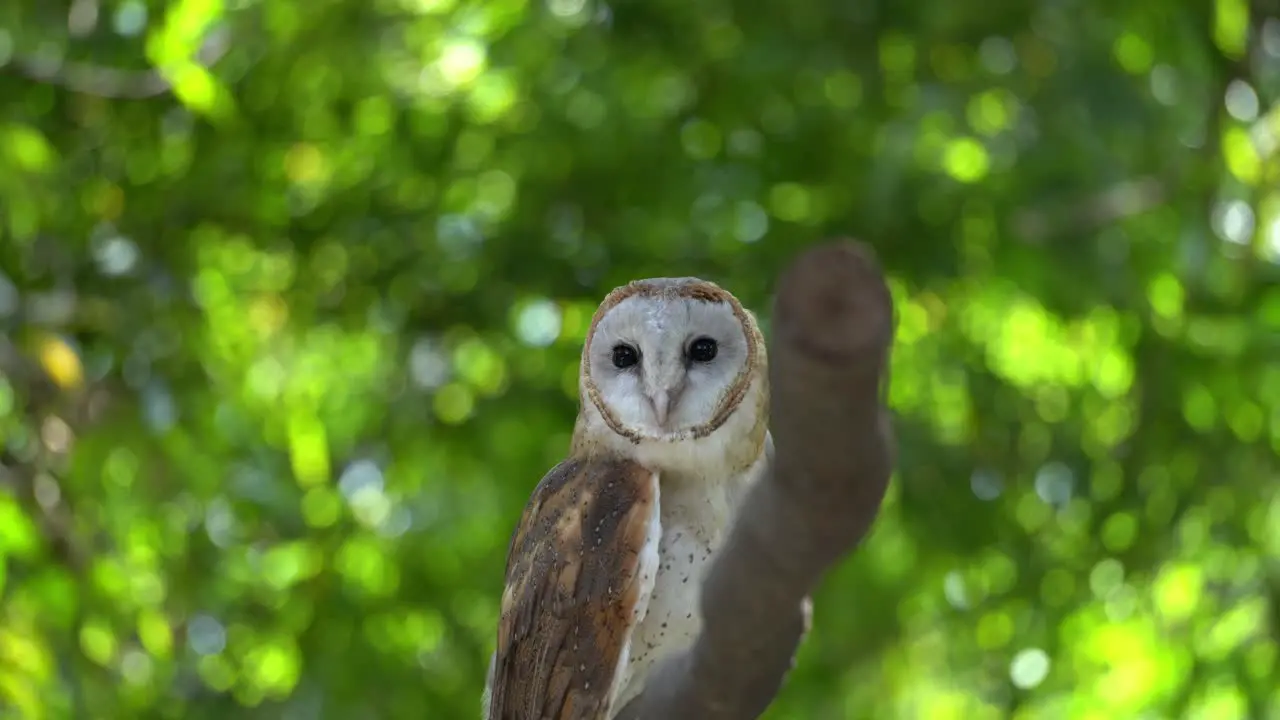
<box><xmin>648</xmin><ymin>387</ymin><xmax>682</xmax><ymax>429</ymax></box>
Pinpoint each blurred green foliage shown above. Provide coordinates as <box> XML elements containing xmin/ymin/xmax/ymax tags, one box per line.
<box><xmin>0</xmin><ymin>0</ymin><xmax>1279</xmax><ymax>717</ymax></box>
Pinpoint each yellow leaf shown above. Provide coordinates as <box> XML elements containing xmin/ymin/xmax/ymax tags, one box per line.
<box><xmin>166</xmin><ymin>62</ymin><xmax>235</xmax><ymax>119</ymax></box>
<box><xmin>36</xmin><ymin>335</ymin><xmax>84</xmax><ymax>390</ymax></box>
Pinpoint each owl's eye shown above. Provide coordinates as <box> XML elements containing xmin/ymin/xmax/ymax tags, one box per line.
<box><xmin>688</xmin><ymin>337</ymin><xmax>718</xmax><ymax>363</ymax></box>
<box><xmin>611</xmin><ymin>343</ymin><xmax>640</xmax><ymax>369</ymax></box>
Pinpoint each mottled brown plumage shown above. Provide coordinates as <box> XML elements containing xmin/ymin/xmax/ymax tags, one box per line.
<box><xmin>488</xmin><ymin>457</ymin><xmax>659</xmax><ymax>720</ymax></box>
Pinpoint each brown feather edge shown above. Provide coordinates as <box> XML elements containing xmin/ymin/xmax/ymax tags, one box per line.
<box><xmin>579</xmin><ymin>278</ymin><xmax>765</xmax><ymax>445</ymax></box>
<box><xmin>490</xmin><ymin>457</ymin><xmax>659</xmax><ymax>720</ymax></box>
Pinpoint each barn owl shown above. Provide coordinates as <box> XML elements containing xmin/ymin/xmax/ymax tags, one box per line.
<box><xmin>483</xmin><ymin>277</ymin><xmax>774</xmax><ymax>719</ymax></box>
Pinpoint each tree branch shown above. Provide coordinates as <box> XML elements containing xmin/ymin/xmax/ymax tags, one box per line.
<box><xmin>6</xmin><ymin>26</ymin><xmax>231</xmax><ymax>99</ymax></box>
<box><xmin>617</xmin><ymin>240</ymin><xmax>897</xmax><ymax>720</ymax></box>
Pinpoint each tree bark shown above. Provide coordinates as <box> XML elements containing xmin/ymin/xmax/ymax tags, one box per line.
<box><xmin>616</xmin><ymin>240</ymin><xmax>896</xmax><ymax>720</ymax></box>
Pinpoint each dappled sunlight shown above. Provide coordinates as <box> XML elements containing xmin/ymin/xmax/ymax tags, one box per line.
<box><xmin>0</xmin><ymin>0</ymin><xmax>1277</xmax><ymax>716</ymax></box>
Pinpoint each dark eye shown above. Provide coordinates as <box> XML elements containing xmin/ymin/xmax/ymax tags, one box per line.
<box><xmin>611</xmin><ymin>343</ymin><xmax>639</xmax><ymax>369</ymax></box>
<box><xmin>688</xmin><ymin>337</ymin><xmax>718</xmax><ymax>363</ymax></box>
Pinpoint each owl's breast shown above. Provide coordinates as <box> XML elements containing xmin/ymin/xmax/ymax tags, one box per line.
<box><xmin>606</xmin><ymin>425</ymin><xmax>770</xmax><ymax>715</ymax></box>
<box><xmin>612</xmin><ymin>483</ymin><xmax>729</xmax><ymax>712</ymax></box>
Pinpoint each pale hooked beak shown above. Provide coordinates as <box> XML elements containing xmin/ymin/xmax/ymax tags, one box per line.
<box><xmin>648</xmin><ymin>387</ymin><xmax>683</xmax><ymax>429</ymax></box>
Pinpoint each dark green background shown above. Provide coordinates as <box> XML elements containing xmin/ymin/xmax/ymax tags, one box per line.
<box><xmin>1</xmin><ymin>0</ymin><xmax>1278</xmax><ymax>717</ymax></box>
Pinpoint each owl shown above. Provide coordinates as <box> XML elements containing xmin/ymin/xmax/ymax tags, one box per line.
<box><xmin>482</xmin><ymin>277</ymin><xmax>773</xmax><ymax>720</ymax></box>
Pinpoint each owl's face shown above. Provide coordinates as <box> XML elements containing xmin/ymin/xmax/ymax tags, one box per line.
<box><xmin>584</xmin><ymin>280</ymin><xmax>754</xmax><ymax>438</ymax></box>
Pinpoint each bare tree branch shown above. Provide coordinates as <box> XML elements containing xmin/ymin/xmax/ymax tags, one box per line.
<box><xmin>1010</xmin><ymin>176</ymin><xmax>1168</xmax><ymax>243</ymax></box>
<box><xmin>6</xmin><ymin>26</ymin><xmax>231</xmax><ymax>99</ymax></box>
<box><xmin>617</xmin><ymin>240</ymin><xmax>896</xmax><ymax>720</ymax></box>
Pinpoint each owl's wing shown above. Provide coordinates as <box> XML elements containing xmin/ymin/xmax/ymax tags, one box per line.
<box><xmin>487</xmin><ymin>456</ymin><xmax>661</xmax><ymax>720</ymax></box>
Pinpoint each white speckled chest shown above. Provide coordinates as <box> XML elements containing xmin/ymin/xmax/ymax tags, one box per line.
<box><xmin>625</xmin><ymin>480</ymin><xmax>723</xmax><ymax>678</ymax></box>
<box><xmin>611</xmin><ymin>447</ymin><xmax>768</xmax><ymax>713</ymax></box>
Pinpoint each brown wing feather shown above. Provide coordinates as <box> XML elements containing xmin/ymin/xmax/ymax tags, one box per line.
<box><xmin>488</xmin><ymin>456</ymin><xmax>659</xmax><ymax>720</ymax></box>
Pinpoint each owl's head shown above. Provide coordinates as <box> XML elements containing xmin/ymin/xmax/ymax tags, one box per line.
<box><xmin>579</xmin><ymin>277</ymin><xmax>764</xmax><ymax>443</ymax></box>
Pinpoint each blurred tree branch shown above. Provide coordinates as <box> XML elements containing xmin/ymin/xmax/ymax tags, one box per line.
<box><xmin>616</xmin><ymin>241</ymin><xmax>896</xmax><ymax>720</ymax></box>
<box><xmin>1010</xmin><ymin>176</ymin><xmax>1168</xmax><ymax>243</ymax></box>
<box><xmin>5</xmin><ymin>22</ymin><xmax>231</xmax><ymax>99</ymax></box>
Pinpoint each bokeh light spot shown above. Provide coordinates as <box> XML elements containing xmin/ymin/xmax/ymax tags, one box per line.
<box><xmin>943</xmin><ymin>138</ymin><xmax>990</xmax><ymax>182</ymax></box>
<box><xmin>1009</xmin><ymin>648</ymin><xmax>1051</xmax><ymax>689</ymax></box>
